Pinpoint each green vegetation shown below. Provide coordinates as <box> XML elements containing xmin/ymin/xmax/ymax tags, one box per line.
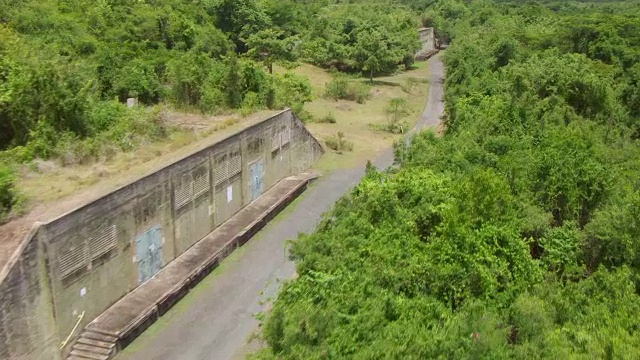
<box><xmin>300</xmin><ymin>4</ymin><xmax>420</xmax><ymax>78</ymax></box>
<box><xmin>316</xmin><ymin>113</ymin><xmax>337</xmax><ymax>124</ymax></box>
<box><xmin>383</xmin><ymin>97</ymin><xmax>410</xmax><ymax>133</ymax></box>
<box><xmin>324</xmin><ymin>132</ymin><xmax>354</xmax><ymax>153</ymax></box>
<box><xmin>0</xmin><ymin>0</ymin><xmax>423</xmax><ymax>220</ymax></box>
<box><xmin>325</xmin><ymin>76</ymin><xmax>372</xmax><ymax>104</ymax></box>
<box><xmin>257</xmin><ymin>0</ymin><xmax>640</xmax><ymax>358</ymax></box>
<box><xmin>0</xmin><ymin>164</ymin><xmax>18</xmax><ymax>221</ymax></box>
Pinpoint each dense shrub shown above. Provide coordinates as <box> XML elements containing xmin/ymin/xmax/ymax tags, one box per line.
<box><xmin>257</xmin><ymin>1</ymin><xmax>640</xmax><ymax>358</ymax></box>
<box><xmin>325</xmin><ymin>76</ymin><xmax>371</xmax><ymax>103</ymax></box>
<box><xmin>316</xmin><ymin>112</ymin><xmax>337</xmax><ymax>124</ymax></box>
<box><xmin>301</xmin><ymin>4</ymin><xmax>420</xmax><ymax>77</ymax></box>
<box><xmin>0</xmin><ymin>165</ymin><xmax>17</xmax><ymax>221</ymax></box>
<box><xmin>274</xmin><ymin>72</ymin><xmax>313</xmax><ymax>110</ymax></box>
<box><xmin>324</xmin><ymin>132</ymin><xmax>353</xmax><ymax>152</ymax></box>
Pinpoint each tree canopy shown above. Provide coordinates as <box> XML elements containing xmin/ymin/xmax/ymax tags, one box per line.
<box><xmin>256</xmin><ymin>0</ymin><xmax>640</xmax><ymax>358</ymax></box>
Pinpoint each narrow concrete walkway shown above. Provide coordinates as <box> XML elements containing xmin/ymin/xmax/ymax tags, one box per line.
<box><xmin>117</xmin><ymin>53</ymin><xmax>445</xmax><ymax>360</ymax></box>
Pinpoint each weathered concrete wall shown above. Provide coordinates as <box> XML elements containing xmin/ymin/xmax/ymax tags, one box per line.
<box><xmin>418</xmin><ymin>27</ymin><xmax>437</xmax><ymax>53</ymax></box>
<box><xmin>0</xmin><ymin>109</ymin><xmax>323</xmax><ymax>360</ymax></box>
<box><xmin>0</xmin><ymin>228</ymin><xmax>59</xmax><ymax>360</ymax></box>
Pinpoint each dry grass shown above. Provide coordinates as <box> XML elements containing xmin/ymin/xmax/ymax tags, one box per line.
<box><xmin>276</xmin><ymin>62</ymin><xmax>430</xmax><ymax>171</ymax></box>
<box><xmin>16</xmin><ymin>109</ymin><xmax>277</xmax><ymax>206</ymax></box>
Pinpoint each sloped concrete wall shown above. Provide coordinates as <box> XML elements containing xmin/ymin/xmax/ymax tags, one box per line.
<box><xmin>0</xmin><ymin>228</ymin><xmax>59</xmax><ymax>360</ymax></box>
<box><xmin>0</xmin><ymin>109</ymin><xmax>323</xmax><ymax>360</ymax></box>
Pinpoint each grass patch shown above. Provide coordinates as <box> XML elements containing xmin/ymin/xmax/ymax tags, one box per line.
<box><xmin>276</xmin><ymin>61</ymin><xmax>431</xmax><ymax>171</ymax></box>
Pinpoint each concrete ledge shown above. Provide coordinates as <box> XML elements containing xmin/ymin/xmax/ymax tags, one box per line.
<box><xmin>80</xmin><ymin>173</ymin><xmax>317</xmax><ymax>358</ymax></box>
<box><xmin>415</xmin><ymin>49</ymin><xmax>440</xmax><ymax>61</ymax></box>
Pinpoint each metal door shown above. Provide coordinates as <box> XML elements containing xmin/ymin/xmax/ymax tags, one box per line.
<box><xmin>136</xmin><ymin>225</ymin><xmax>163</xmax><ymax>284</ymax></box>
<box><xmin>250</xmin><ymin>160</ymin><xmax>264</xmax><ymax>201</ymax></box>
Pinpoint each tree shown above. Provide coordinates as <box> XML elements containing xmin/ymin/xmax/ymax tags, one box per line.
<box><xmin>245</xmin><ymin>29</ymin><xmax>298</xmax><ymax>74</ymax></box>
<box><xmin>225</xmin><ymin>53</ymin><xmax>243</xmax><ymax>108</ymax></box>
<box><xmin>256</xmin><ymin>1</ymin><xmax>640</xmax><ymax>358</ymax></box>
<box><xmin>206</xmin><ymin>0</ymin><xmax>270</xmax><ymax>52</ymax></box>
<box><xmin>353</xmin><ymin>27</ymin><xmax>396</xmax><ymax>83</ymax></box>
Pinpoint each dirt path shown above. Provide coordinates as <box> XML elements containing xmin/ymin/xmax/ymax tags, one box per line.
<box><xmin>117</xmin><ymin>53</ymin><xmax>445</xmax><ymax>360</ymax></box>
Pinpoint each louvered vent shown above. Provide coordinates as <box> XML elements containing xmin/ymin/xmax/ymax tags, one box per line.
<box><xmin>59</xmin><ymin>243</ymin><xmax>87</xmax><ymax>279</ymax></box>
<box><xmin>271</xmin><ymin>132</ymin><xmax>281</xmax><ymax>151</ymax></box>
<box><xmin>281</xmin><ymin>128</ymin><xmax>291</xmax><ymax>145</ymax></box>
<box><xmin>90</xmin><ymin>225</ymin><xmax>117</xmax><ymax>260</ymax></box>
<box><xmin>229</xmin><ymin>155</ymin><xmax>242</xmax><ymax>177</ymax></box>
<box><xmin>174</xmin><ymin>180</ymin><xmax>193</xmax><ymax>210</ymax></box>
<box><xmin>214</xmin><ymin>155</ymin><xmax>242</xmax><ymax>186</ymax></box>
<box><xmin>193</xmin><ymin>172</ymin><xmax>210</xmax><ymax>198</ymax></box>
<box><xmin>214</xmin><ymin>163</ymin><xmax>227</xmax><ymax>186</ymax></box>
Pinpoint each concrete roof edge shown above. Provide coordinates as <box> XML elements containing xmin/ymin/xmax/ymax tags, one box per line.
<box><xmin>0</xmin><ymin>222</ymin><xmax>43</xmax><ymax>286</ymax></box>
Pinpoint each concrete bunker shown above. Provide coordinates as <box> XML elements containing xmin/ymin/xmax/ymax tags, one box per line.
<box><xmin>0</xmin><ymin>109</ymin><xmax>323</xmax><ymax>360</ymax></box>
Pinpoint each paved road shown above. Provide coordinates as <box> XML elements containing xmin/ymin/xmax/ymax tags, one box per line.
<box><xmin>117</xmin><ymin>53</ymin><xmax>445</xmax><ymax>360</ymax></box>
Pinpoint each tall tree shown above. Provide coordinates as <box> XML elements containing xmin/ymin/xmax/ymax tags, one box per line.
<box><xmin>245</xmin><ymin>29</ymin><xmax>298</xmax><ymax>74</ymax></box>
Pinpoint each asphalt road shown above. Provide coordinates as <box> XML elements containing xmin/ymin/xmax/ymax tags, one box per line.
<box><xmin>117</xmin><ymin>53</ymin><xmax>445</xmax><ymax>360</ymax></box>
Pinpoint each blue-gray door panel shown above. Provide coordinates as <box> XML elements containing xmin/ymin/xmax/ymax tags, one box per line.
<box><xmin>250</xmin><ymin>160</ymin><xmax>264</xmax><ymax>201</ymax></box>
<box><xmin>136</xmin><ymin>225</ymin><xmax>163</xmax><ymax>284</ymax></box>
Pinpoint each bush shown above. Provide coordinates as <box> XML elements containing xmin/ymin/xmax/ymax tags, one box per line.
<box><xmin>291</xmin><ymin>102</ymin><xmax>315</xmax><ymax>123</ymax></box>
<box><xmin>0</xmin><ymin>164</ymin><xmax>18</xmax><ymax>221</ymax></box>
<box><xmin>57</xmin><ymin>136</ymin><xmax>101</xmax><ymax>166</ymax></box>
<box><xmin>86</xmin><ymin>100</ymin><xmax>128</xmax><ymax>135</ymax></box>
<box><xmin>325</xmin><ymin>131</ymin><xmax>353</xmax><ymax>152</ymax></box>
<box><xmin>325</xmin><ymin>76</ymin><xmax>371</xmax><ymax>103</ymax></box>
<box><xmin>275</xmin><ymin>72</ymin><xmax>313</xmax><ymax>109</ymax></box>
<box><xmin>167</xmin><ymin>51</ymin><xmax>213</xmax><ymax>107</ymax></box>
<box><xmin>240</xmin><ymin>92</ymin><xmax>261</xmax><ymax>117</ymax></box>
<box><xmin>352</xmin><ymin>82</ymin><xmax>372</xmax><ymax>104</ymax></box>
<box><xmin>325</xmin><ymin>76</ymin><xmax>350</xmax><ymax>100</ymax></box>
<box><xmin>110</xmin><ymin>106</ymin><xmax>167</xmax><ymax>146</ymax></box>
<box><xmin>317</xmin><ymin>112</ymin><xmax>337</xmax><ymax>124</ymax></box>
<box><xmin>401</xmin><ymin>77</ymin><xmax>421</xmax><ymax>94</ymax></box>
<box><xmin>380</xmin><ymin>97</ymin><xmax>410</xmax><ymax>133</ymax></box>
<box><xmin>200</xmin><ymin>86</ymin><xmax>226</xmax><ymax>114</ymax></box>
<box><xmin>111</xmin><ymin>58</ymin><xmax>163</xmax><ymax>104</ymax></box>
